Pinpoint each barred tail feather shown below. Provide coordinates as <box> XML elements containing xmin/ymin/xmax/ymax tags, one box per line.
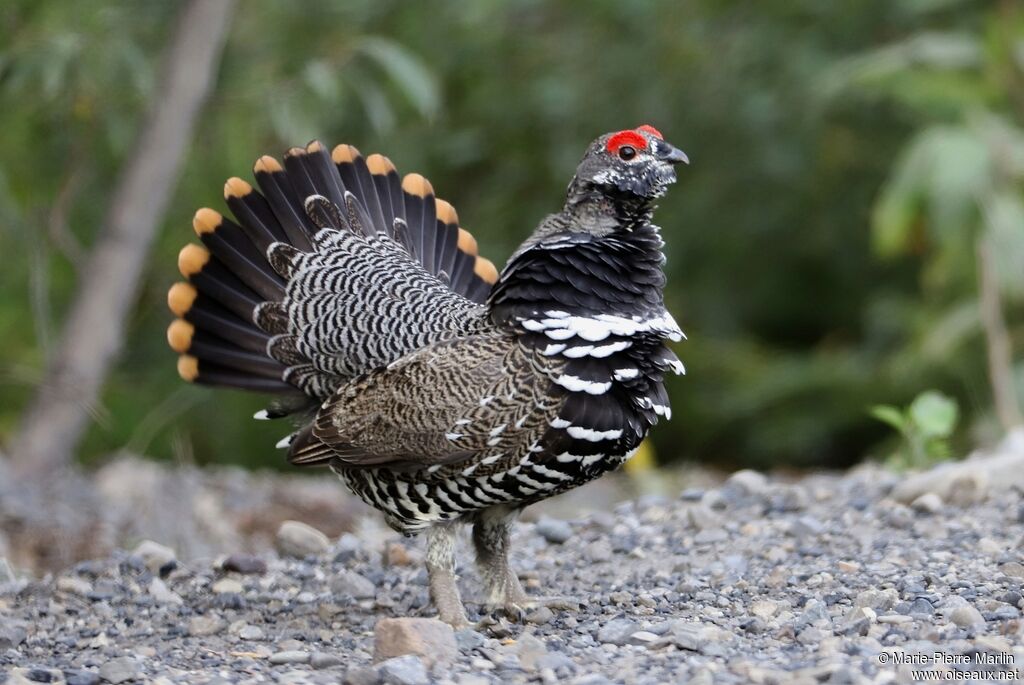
<box><xmin>167</xmin><ymin>139</ymin><xmax>499</xmax><ymax>410</ymax></box>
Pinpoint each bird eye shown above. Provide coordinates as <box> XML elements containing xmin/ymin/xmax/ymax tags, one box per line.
<box><xmin>618</xmin><ymin>145</ymin><xmax>637</xmax><ymax>161</ymax></box>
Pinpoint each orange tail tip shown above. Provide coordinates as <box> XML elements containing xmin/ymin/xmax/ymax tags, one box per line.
<box><xmin>331</xmin><ymin>144</ymin><xmax>361</xmax><ymax>164</ymax></box>
<box><xmin>305</xmin><ymin>140</ymin><xmax>324</xmax><ymax>154</ymax></box>
<box><xmin>435</xmin><ymin>199</ymin><xmax>459</xmax><ymax>226</ymax></box>
<box><xmin>254</xmin><ymin>155</ymin><xmax>282</xmax><ymax>174</ymax></box>
<box><xmin>167</xmin><ymin>319</ymin><xmax>195</xmax><ymax>353</ymax></box>
<box><xmin>366</xmin><ymin>153</ymin><xmax>396</xmax><ymax>175</ymax></box>
<box><xmin>224</xmin><ymin>177</ymin><xmax>252</xmax><ymax>199</ymax></box>
<box><xmin>177</xmin><ymin>354</ymin><xmax>199</xmax><ymax>382</ymax></box>
<box><xmin>401</xmin><ymin>173</ymin><xmax>434</xmax><ymax>198</ymax></box>
<box><xmin>457</xmin><ymin>228</ymin><xmax>478</xmax><ymax>256</ymax></box>
<box><xmin>167</xmin><ymin>282</ymin><xmax>198</xmax><ymax>316</ymax></box>
<box><xmin>474</xmin><ymin>256</ymin><xmax>499</xmax><ymax>284</ymax></box>
<box><xmin>193</xmin><ymin>208</ymin><xmax>223</xmax><ymax>235</ymax></box>
<box><xmin>177</xmin><ymin>244</ymin><xmax>210</xmax><ymax>278</ymax></box>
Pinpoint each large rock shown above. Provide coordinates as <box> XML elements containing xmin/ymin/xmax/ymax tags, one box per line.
<box><xmin>373</xmin><ymin>617</ymin><xmax>457</xmax><ymax>666</ymax></box>
<box><xmin>276</xmin><ymin>520</ymin><xmax>330</xmax><ymax>557</ymax></box>
<box><xmin>891</xmin><ymin>427</ymin><xmax>1024</xmax><ymax>505</ymax></box>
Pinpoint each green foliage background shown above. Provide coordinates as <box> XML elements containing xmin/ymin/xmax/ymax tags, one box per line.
<box><xmin>1</xmin><ymin>0</ymin><xmax>1022</xmax><ymax>470</ymax></box>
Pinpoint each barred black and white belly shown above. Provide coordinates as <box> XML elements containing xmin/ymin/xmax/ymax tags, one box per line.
<box><xmin>333</xmin><ymin>441</ymin><xmax>641</xmax><ymax>534</ymax></box>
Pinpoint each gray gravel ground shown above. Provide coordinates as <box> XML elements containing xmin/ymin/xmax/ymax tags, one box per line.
<box><xmin>3</xmin><ymin>464</ymin><xmax>1024</xmax><ymax>684</ymax></box>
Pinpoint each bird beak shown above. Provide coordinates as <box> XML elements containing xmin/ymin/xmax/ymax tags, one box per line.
<box><xmin>655</xmin><ymin>140</ymin><xmax>689</xmax><ymax>165</ymax></box>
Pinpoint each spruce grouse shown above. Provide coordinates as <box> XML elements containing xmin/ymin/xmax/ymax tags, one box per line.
<box><xmin>167</xmin><ymin>125</ymin><xmax>688</xmax><ymax>626</ymax></box>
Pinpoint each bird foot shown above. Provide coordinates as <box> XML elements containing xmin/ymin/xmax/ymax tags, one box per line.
<box><xmin>479</xmin><ymin>594</ymin><xmax>581</xmax><ymax>622</ymax></box>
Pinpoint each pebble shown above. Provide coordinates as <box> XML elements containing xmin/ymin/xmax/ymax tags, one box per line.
<box><xmin>374</xmin><ymin>617</ymin><xmax>457</xmax><ymax>666</ymax></box>
<box><xmin>9</xmin><ymin>460</ymin><xmax>1024</xmax><ymax>684</ymax></box>
<box><xmin>597</xmin><ymin>618</ymin><xmax>640</xmax><ymax>645</ymax></box>
<box><xmin>310</xmin><ymin>651</ymin><xmax>344</xmax><ymax>669</ymax></box>
<box><xmin>221</xmin><ymin>552</ymin><xmax>267</xmax><ymax>575</ymax></box>
<box><xmin>148</xmin><ymin>577</ymin><xmax>183</xmax><ymax>605</ymax></box>
<box><xmin>585</xmin><ymin>539</ymin><xmax>613</xmax><ymax>562</ymax></box>
<box><xmin>212</xmin><ymin>577</ymin><xmax>244</xmax><ymax>594</ymax></box>
<box><xmin>189</xmin><ymin>615</ymin><xmax>227</xmax><ymax>637</ymax></box>
<box><xmin>512</xmin><ymin>632</ymin><xmax>548</xmax><ymax>670</ymax></box>
<box><xmin>56</xmin><ymin>576</ymin><xmax>92</xmax><ymax>596</ymax></box>
<box><xmin>98</xmin><ymin>657</ymin><xmax>141</xmax><ymax>685</ymax></box>
<box><xmin>238</xmin><ymin>624</ymin><xmax>266</xmax><ymax>641</ymax></box>
<box><xmin>131</xmin><ymin>539</ymin><xmax>176</xmax><ymax>573</ymax></box>
<box><xmin>376</xmin><ymin>655</ymin><xmax>428</xmax><ymax>685</ymax></box>
<box><xmin>269</xmin><ymin>650</ymin><xmax>310</xmax><ymax>665</ymax></box>
<box><xmin>911</xmin><ymin>492</ymin><xmax>943</xmax><ymax>514</ymax></box>
<box><xmin>949</xmin><ymin>605</ymin><xmax>986</xmax><ymax>629</ymax></box>
<box><xmin>65</xmin><ymin>672</ymin><xmax>101</xmax><ymax>685</ymax></box>
<box><xmin>536</xmin><ymin>517</ymin><xmax>574</xmax><ymax>544</ymax></box>
<box><xmin>276</xmin><ymin>520</ymin><xmax>330</xmax><ymax>557</ymax></box>
<box><xmin>331</xmin><ymin>569</ymin><xmax>377</xmax><ymax>599</ymax></box>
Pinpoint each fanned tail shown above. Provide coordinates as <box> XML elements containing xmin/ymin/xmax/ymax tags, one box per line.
<box><xmin>167</xmin><ymin>140</ymin><xmax>499</xmax><ymax>406</ymax></box>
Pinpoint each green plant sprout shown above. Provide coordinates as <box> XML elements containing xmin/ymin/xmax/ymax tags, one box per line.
<box><xmin>870</xmin><ymin>390</ymin><xmax>959</xmax><ymax>470</ymax></box>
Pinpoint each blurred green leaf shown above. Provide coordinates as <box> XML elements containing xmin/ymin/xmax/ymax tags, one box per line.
<box><xmin>869</xmin><ymin>405</ymin><xmax>907</xmax><ymax>432</ymax></box>
<box><xmin>909</xmin><ymin>390</ymin><xmax>958</xmax><ymax>438</ymax></box>
<box><xmin>356</xmin><ymin>36</ymin><xmax>440</xmax><ymax>121</ymax></box>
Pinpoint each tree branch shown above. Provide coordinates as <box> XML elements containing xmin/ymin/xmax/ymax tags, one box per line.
<box><xmin>7</xmin><ymin>0</ymin><xmax>236</xmax><ymax>478</ymax></box>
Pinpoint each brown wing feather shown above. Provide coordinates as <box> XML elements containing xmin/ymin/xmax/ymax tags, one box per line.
<box><xmin>287</xmin><ymin>333</ymin><xmax>563</xmax><ymax>468</ymax></box>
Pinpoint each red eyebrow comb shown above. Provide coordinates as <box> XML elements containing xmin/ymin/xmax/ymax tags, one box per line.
<box><xmin>636</xmin><ymin>124</ymin><xmax>663</xmax><ymax>139</ymax></box>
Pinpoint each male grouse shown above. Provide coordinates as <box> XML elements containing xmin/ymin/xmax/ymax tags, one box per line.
<box><xmin>167</xmin><ymin>125</ymin><xmax>688</xmax><ymax>626</ymax></box>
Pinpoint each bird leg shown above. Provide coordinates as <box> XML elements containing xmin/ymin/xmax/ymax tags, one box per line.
<box><xmin>425</xmin><ymin>524</ymin><xmax>470</xmax><ymax>629</ymax></box>
<box><xmin>473</xmin><ymin>506</ymin><xmax>581</xmax><ymax>620</ymax></box>
<box><xmin>473</xmin><ymin>506</ymin><xmax>528</xmax><ymax>613</ymax></box>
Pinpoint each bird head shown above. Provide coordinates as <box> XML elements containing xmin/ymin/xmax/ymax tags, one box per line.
<box><xmin>571</xmin><ymin>125</ymin><xmax>688</xmax><ymax>201</ymax></box>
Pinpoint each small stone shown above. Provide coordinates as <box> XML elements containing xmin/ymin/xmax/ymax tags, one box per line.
<box><xmin>911</xmin><ymin>492</ymin><xmax>943</xmax><ymax>514</ymax></box>
<box><xmin>238</xmin><ymin>625</ymin><xmax>266</xmax><ymax>641</ymax></box>
<box><xmin>512</xmin><ymin>632</ymin><xmax>548</xmax><ymax>670</ymax></box>
<box><xmin>629</xmin><ymin>630</ymin><xmax>660</xmax><ymax>645</ymax></box>
<box><xmin>685</xmin><ymin>505</ymin><xmax>722</xmax><ymax>531</ymax></box>
<box><xmin>311</xmin><ymin>651</ymin><xmax>343</xmax><ymax>669</ymax></box>
<box><xmin>836</xmin><ymin>561</ymin><xmax>861</xmax><ymax>573</ymax></box>
<box><xmin>724</xmin><ymin>469</ymin><xmax>768</xmax><ymax>497</ymax></box>
<box><xmin>385</xmin><ymin>542</ymin><xmax>415</xmax><ymax>566</ymax></box>
<box><xmin>25</xmin><ymin>669</ymin><xmax>58</xmax><ymax>683</ymax></box>
<box><xmin>189</xmin><ymin>615</ymin><xmax>227</xmax><ymax>637</ymax></box>
<box><xmin>373</xmin><ymin>617</ymin><xmax>457</xmax><ymax>666</ymax></box>
<box><xmin>221</xmin><ymin>553</ymin><xmax>267</xmax><ymax>575</ymax></box>
<box><xmin>907</xmin><ymin>597</ymin><xmax>935</xmax><ymax>617</ymax></box>
<box><xmin>0</xmin><ymin>624</ymin><xmax>27</xmax><ymax>649</ymax></box>
<box><xmin>535</xmin><ymin>517</ymin><xmax>574</xmax><ymax>544</ymax></box>
<box><xmin>276</xmin><ymin>520</ymin><xmax>330</xmax><ymax>557</ymax></box>
<box><xmin>751</xmin><ymin>600</ymin><xmax>779</xmax><ymax>619</ymax></box>
<box><xmin>65</xmin><ymin>672</ymin><xmax>101</xmax><ymax>685</ymax></box>
<box><xmin>331</xmin><ymin>569</ymin><xmax>377</xmax><ymax>600</ymax></box>
<box><xmin>212</xmin><ymin>577</ymin><xmax>244</xmax><ymax>594</ymax></box>
<box><xmin>148</xmin><ymin>577</ymin><xmax>183</xmax><ymax>605</ymax></box>
<box><xmin>585</xmin><ymin>539</ymin><xmax>613</xmax><ymax>563</ymax></box>
<box><xmin>269</xmin><ymin>650</ymin><xmax>310</xmax><ymax>665</ymax></box>
<box><xmin>525</xmin><ymin>606</ymin><xmax>554</xmax><ymax>625</ymax></box>
<box><xmin>131</xmin><ymin>540</ymin><xmax>176</xmax><ymax>573</ymax></box>
<box><xmin>376</xmin><ymin>655</ymin><xmax>428</xmax><ymax>685</ymax></box>
<box><xmin>334</xmin><ymin>533</ymin><xmax>362</xmax><ymax>563</ymax></box>
<box><xmin>56</xmin><ymin>576</ymin><xmax>92</xmax><ymax>596</ymax></box>
<box><xmin>949</xmin><ymin>605</ymin><xmax>986</xmax><ymax>629</ymax></box>
<box><xmin>597</xmin><ymin>617</ymin><xmax>639</xmax><ymax>646</ymax></box>
<box><xmin>454</xmin><ymin>628</ymin><xmax>485</xmax><ymax>652</ymax></box>
<box><xmin>344</xmin><ymin>666</ymin><xmax>383</xmax><ymax>685</ymax></box>
<box><xmin>98</xmin><ymin>657</ymin><xmax>140</xmax><ymax>684</ymax></box>
<box><xmin>1000</xmin><ymin>562</ymin><xmax>1024</xmax><ymax>579</ymax></box>
<box><xmin>791</xmin><ymin>516</ymin><xmax>825</xmax><ymax>538</ymax></box>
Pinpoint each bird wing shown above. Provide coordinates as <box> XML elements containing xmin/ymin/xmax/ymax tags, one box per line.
<box><xmin>286</xmin><ymin>333</ymin><xmax>564</xmax><ymax>468</ymax></box>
